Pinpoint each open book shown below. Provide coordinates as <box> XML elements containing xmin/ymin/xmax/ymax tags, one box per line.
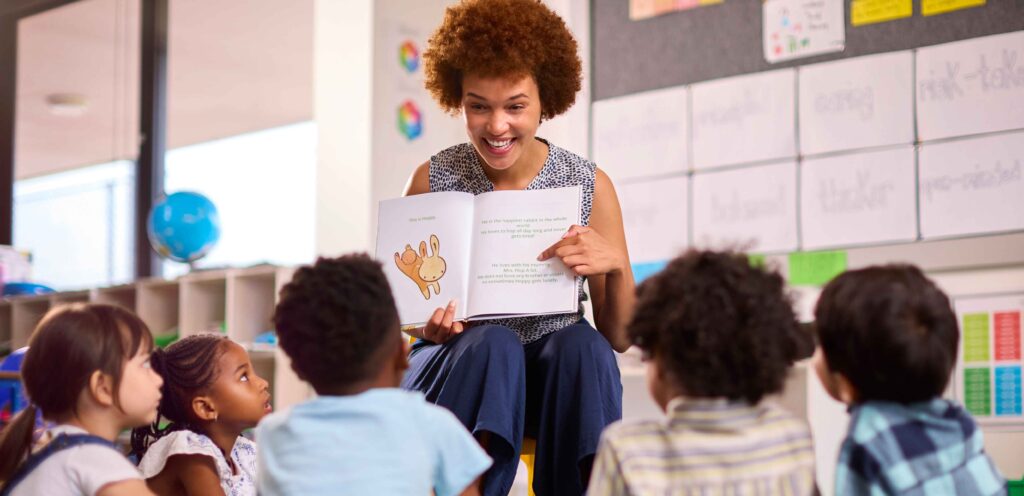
<box><xmin>376</xmin><ymin>186</ymin><xmax>581</xmax><ymax>327</ymax></box>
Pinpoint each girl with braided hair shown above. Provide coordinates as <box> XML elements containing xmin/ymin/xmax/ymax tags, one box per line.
<box><xmin>130</xmin><ymin>334</ymin><xmax>271</xmax><ymax>496</ymax></box>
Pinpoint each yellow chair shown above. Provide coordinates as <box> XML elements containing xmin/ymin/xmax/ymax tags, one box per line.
<box><xmin>520</xmin><ymin>437</ymin><xmax>537</xmax><ymax>496</ymax></box>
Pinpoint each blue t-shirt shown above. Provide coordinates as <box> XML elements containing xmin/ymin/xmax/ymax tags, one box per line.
<box><xmin>255</xmin><ymin>388</ymin><xmax>492</xmax><ymax>496</ymax></box>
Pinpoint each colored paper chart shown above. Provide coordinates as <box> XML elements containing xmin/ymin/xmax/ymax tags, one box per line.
<box><xmin>629</xmin><ymin>0</ymin><xmax>723</xmax><ymax>21</ymax></box>
<box><xmin>763</xmin><ymin>0</ymin><xmax>845</xmax><ymax>63</ymax></box>
<box><xmin>954</xmin><ymin>294</ymin><xmax>1024</xmax><ymax>425</ymax></box>
<box><xmin>851</xmin><ymin>0</ymin><xmax>912</xmax><ymax>26</ymax></box>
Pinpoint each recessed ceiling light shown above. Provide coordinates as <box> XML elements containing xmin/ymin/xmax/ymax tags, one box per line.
<box><xmin>45</xmin><ymin>93</ymin><xmax>89</xmax><ymax>116</ymax></box>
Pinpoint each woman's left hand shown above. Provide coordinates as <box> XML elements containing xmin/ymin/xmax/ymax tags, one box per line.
<box><xmin>537</xmin><ymin>224</ymin><xmax>627</xmax><ymax>276</ymax></box>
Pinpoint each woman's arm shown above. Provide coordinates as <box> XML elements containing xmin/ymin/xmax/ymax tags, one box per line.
<box><xmin>538</xmin><ymin>169</ymin><xmax>635</xmax><ymax>351</ymax></box>
<box><xmin>584</xmin><ymin>169</ymin><xmax>635</xmax><ymax>352</ymax></box>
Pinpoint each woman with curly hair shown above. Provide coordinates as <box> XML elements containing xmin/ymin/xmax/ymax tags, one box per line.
<box><xmin>400</xmin><ymin>1</ymin><xmax>634</xmax><ymax>495</ymax></box>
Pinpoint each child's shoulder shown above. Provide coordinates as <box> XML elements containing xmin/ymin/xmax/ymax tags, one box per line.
<box><xmin>137</xmin><ymin>429</ymin><xmax>225</xmax><ymax>479</ymax></box>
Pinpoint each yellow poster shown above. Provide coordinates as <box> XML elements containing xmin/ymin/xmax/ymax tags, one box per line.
<box><xmin>921</xmin><ymin>0</ymin><xmax>986</xmax><ymax>16</ymax></box>
<box><xmin>851</xmin><ymin>0</ymin><xmax>912</xmax><ymax>26</ymax></box>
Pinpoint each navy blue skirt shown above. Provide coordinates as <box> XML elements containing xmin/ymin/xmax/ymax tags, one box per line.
<box><xmin>401</xmin><ymin>320</ymin><xmax>622</xmax><ymax>496</ymax></box>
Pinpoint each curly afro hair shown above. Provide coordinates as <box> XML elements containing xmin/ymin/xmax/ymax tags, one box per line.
<box><xmin>815</xmin><ymin>265</ymin><xmax>958</xmax><ymax>404</ymax></box>
<box><xmin>272</xmin><ymin>254</ymin><xmax>399</xmax><ymax>393</ymax></box>
<box><xmin>424</xmin><ymin>0</ymin><xmax>582</xmax><ymax>120</ymax></box>
<box><xmin>629</xmin><ymin>250</ymin><xmax>809</xmax><ymax>404</ymax></box>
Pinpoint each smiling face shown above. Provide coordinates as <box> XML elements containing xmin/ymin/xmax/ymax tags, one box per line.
<box><xmin>462</xmin><ymin>73</ymin><xmax>544</xmax><ymax>173</ymax></box>
<box><xmin>118</xmin><ymin>345</ymin><xmax>164</xmax><ymax>426</ymax></box>
<box><xmin>208</xmin><ymin>341</ymin><xmax>272</xmax><ymax>428</ymax></box>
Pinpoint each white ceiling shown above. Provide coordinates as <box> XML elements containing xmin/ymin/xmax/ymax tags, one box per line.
<box><xmin>14</xmin><ymin>0</ymin><xmax>314</xmax><ymax>179</ymax></box>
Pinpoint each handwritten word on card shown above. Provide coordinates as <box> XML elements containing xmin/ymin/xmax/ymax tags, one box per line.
<box><xmin>692</xmin><ymin>161</ymin><xmax>798</xmax><ymax>253</ymax></box>
<box><xmin>799</xmin><ymin>52</ymin><xmax>914</xmax><ymax>155</ymax></box>
<box><xmin>691</xmin><ymin>70</ymin><xmax>796</xmax><ymax>170</ymax></box>
<box><xmin>618</xmin><ymin>176</ymin><xmax>689</xmax><ymax>266</ymax></box>
<box><xmin>917</xmin><ymin>31</ymin><xmax>1024</xmax><ymax>141</ymax></box>
<box><xmin>592</xmin><ymin>86</ymin><xmax>689</xmax><ymax>181</ymax></box>
<box><xmin>801</xmin><ymin>147</ymin><xmax>917</xmax><ymax>249</ymax></box>
<box><xmin>919</xmin><ymin>131</ymin><xmax>1024</xmax><ymax>239</ymax></box>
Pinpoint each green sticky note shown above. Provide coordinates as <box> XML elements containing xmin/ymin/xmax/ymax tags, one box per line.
<box><xmin>748</xmin><ymin>253</ymin><xmax>767</xmax><ymax>269</ymax></box>
<box><xmin>788</xmin><ymin>251</ymin><xmax>847</xmax><ymax>286</ymax></box>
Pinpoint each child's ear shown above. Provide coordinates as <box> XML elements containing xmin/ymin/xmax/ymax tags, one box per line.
<box><xmin>395</xmin><ymin>335</ymin><xmax>410</xmax><ymax>373</ymax></box>
<box><xmin>812</xmin><ymin>348</ymin><xmax>859</xmax><ymax>404</ymax></box>
<box><xmin>88</xmin><ymin>370</ymin><xmax>116</xmax><ymax>407</ymax></box>
<box><xmin>191</xmin><ymin>396</ymin><xmax>219</xmax><ymax>422</ymax></box>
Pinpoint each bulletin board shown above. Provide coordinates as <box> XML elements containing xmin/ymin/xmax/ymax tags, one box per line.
<box><xmin>589</xmin><ymin>0</ymin><xmax>1024</xmax><ymax>276</ymax></box>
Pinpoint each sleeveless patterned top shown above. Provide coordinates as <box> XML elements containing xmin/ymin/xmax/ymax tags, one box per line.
<box><xmin>429</xmin><ymin>138</ymin><xmax>595</xmax><ymax>344</ymax></box>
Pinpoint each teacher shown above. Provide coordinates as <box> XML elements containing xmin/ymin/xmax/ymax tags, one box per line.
<box><xmin>400</xmin><ymin>1</ymin><xmax>635</xmax><ymax>495</ymax></box>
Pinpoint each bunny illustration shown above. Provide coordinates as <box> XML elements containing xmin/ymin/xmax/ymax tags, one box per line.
<box><xmin>418</xmin><ymin>234</ymin><xmax>446</xmax><ymax>298</ymax></box>
<box><xmin>394</xmin><ymin>244</ymin><xmax>431</xmax><ymax>299</ymax></box>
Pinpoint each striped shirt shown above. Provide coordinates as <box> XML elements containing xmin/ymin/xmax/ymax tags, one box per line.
<box><xmin>589</xmin><ymin>397</ymin><xmax>816</xmax><ymax>496</ymax></box>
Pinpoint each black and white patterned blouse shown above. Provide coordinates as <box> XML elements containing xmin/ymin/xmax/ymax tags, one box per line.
<box><xmin>429</xmin><ymin>138</ymin><xmax>595</xmax><ymax>344</ymax></box>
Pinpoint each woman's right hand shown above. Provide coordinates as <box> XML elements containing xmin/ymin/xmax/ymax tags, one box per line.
<box><xmin>414</xmin><ymin>299</ymin><xmax>465</xmax><ymax>344</ymax></box>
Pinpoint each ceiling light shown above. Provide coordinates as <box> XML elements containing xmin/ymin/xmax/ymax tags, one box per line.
<box><xmin>45</xmin><ymin>93</ymin><xmax>89</xmax><ymax>116</ymax></box>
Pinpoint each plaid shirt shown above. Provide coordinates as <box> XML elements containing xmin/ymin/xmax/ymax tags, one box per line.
<box><xmin>836</xmin><ymin>399</ymin><xmax>1006</xmax><ymax>495</ymax></box>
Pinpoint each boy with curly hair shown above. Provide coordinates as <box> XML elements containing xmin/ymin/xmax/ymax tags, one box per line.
<box><xmin>589</xmin><ymin>250</ymin><xmax>816</xmax><ymax>495</ymax></box>
<box><xmin>256</xmin><ymin>254</ymin><xmax>491</xmax><ymax>496</ymax></box>
<box><xmin>813</xmin><ymin>265</ymin><xmax>1006</xmax><ymax>495</ymax></box>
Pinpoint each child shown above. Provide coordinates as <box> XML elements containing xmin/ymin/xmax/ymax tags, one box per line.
<box><xmin>589</xmin><ymin>250</ymin><xmax>817</xmax><ymax>495</ymax></box>
<box><xmin>0</xmin><ymin>303</ymin><xmax>162</xmax><ymax>495</ymax></box>
<box><xmin>813</xmin><ymin>265</ymin><xmax>1007</xmax><ymax>495</ymax></box>
<box><xmin>130</xmin><ymin>333</ymin><xmax>271</xmax><ymax>496</ymax></box>
<box><xmin>257</xmin><ymin>254</ymin><xmax>491</xmax><ymax>496</ymax></box>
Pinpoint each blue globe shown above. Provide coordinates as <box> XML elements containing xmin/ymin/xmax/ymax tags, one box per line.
<box><xmin>147</xmin><ymin>191</ymin><xmax>221</xmax><ymax>263</ymax></box>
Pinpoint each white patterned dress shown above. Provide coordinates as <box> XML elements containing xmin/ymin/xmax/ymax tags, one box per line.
<box><xmin>428</xmin><ymin>138</ymin><xmax>595</xmax><ymax>344</ymax></box>
<box><xmin>137</xmin><ymin>430</ymin><xmax>257</xmax><ymax>496</ymax></box>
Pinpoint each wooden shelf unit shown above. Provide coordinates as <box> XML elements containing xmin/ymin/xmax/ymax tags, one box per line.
<box><xmin>0</xmin><ymin>265</ymin><xmax>309</xmax><ymax>411</ymax></box>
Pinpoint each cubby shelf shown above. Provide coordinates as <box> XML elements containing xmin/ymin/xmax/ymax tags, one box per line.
<box><xmin>0</xmin><ymin>265</ymin><xmax>310</xmax><ymax>411</ymax></box>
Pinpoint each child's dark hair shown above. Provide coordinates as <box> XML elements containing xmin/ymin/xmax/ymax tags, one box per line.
<box><xmin>628</xmin><ymin>250</ymin><xmax>807</xmax><ymax>404</ymax></box>
<box><xmin>0</xmin><ymin>303</ymin><xmax>153</xmax><ymax>482</ymax></box>
<box><xmin>130</xmin><ymin>333</ymin><xmax>229</xmax><ymax>460</ymax></box>
<box><xmin>814</xmin><ymin>264</ymin><xmax>958</xmax><ymax>404</ymax></box>
<box><xmin>273</xmin><ymin>254</ymin><xmax>399</xmax><ymax>394</ymax></box>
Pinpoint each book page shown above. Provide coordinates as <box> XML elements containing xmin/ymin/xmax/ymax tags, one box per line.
<box><xmin>466</xmin><ymin>186</ymin><xmax>581</xmax><ymax>318</ymax></box>
<box><xmin>375</xmin><ymin>192</ymin><xmax>475</xmax><ymax>327</ymax></box>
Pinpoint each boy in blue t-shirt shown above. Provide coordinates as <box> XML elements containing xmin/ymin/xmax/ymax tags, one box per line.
<box><xmin>258</xmin><ymin>254</ymin><xmax>491</xmax><ymax>496</ymax></box>
<box><xmin>813</xmin><ymin>265</ymin><xmax>1006</xmax><ymax>495</ymax></box>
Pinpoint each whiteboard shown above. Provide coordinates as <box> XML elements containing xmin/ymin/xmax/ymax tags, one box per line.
<box><xmin>591</xmin><ymin>85</ymin><xmax>689</xmax><ymax>181</ymax></box>
<box><xmin>692</xmin><ymin>161</ymin><xmax>798</xmax><ymax>253</ymax></box>
<box><xmin>801</xmin><ymin>146</ymin><xmax>918</xmax><ymax>250</ymax></box>
<box><xmin>799</xmin><ymin>51</ymin><xmax>914</xmax><ymax>155</ymax></box>
<box><xmin>916</xmin><ymin>31</ymin><xmax>1024</xmax><ymax>142</ymax></box>
<box><xmin>618</xmin><ymin>176</ymin><xmax>689</xmax><ymax>264</ymax></box>
<box><xmin>919</xmin><ymin>131</ymin><xmax>1024</xmax><ymax>239</ymax></box>
<box><xmin>691</xmin><ymin>69</ymin><xmax>796</xmax><ymax>170</ymax></box>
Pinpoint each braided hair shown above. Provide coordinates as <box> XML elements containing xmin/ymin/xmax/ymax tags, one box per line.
<box><xmin>129</xmin><ymin>333</ymin><xmax>228</xmax><ymax>460</ymax></box>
